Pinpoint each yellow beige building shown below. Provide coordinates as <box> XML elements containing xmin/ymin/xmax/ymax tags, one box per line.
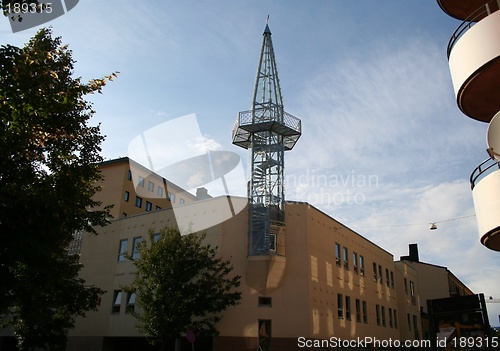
<box><xmin>62</xmin><ymin>158</ymin><xmax>474</xmax><ymax>351</ymax></box>
<box><xmin>66</xmin><ymin>172</ymin><xmax>409</xmax><ymax>350</ymax></box>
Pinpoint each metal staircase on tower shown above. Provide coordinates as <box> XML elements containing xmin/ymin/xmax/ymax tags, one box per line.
<box><xmin>232</xmin><ymin>23</ymin><xmax>301</xmax><ymax>256</ymax></box>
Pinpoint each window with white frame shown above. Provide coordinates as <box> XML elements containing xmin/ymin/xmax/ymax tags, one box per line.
<box><xmin>345</xmin><ymin>295</ymin><xmax>351</xmax><ymax>320</ymax></box>
<box><xmin>337</xmin><ymin>294</ymin><xmax>344</xmax><ymax>319</ymax></box>
<box><xmin>335</xmin><ymin>243</ymin><xmax>341</xmax><ymax>267</ymax></box>
<box><xmin>152</xmin><ymin>233</ymin><xmax>160</xmax><ymax>243</ymax></box>
<box><xmin>132</xmin><ymin>237</ymin><xmax>142</xmax><ymax>260</ymax></box>
<box><xmin>376</xmin><ymin>305</ymin><xmax>381</xmax><ymax>326</ymax></box>
<box><xmin>112</xmin><ymin>290</ymin><xmax>122</xmax><ymax>313</ymax></box>
<box><xmin>353</xmin><ymin>252</ymin><xmax>358</xmax><ymax>274</ymax></box>
<box><xmin>343</xmin><ymin>246</ymin><xmax>349</xmax><ymax>270</ymax></box>
<box><xmin>360</xmin><ymin>255</ymin><xmax>365</xmax><ymax>276</ymax></box>
<box><xmin>126</xmin><ymin>292</ymin><xmax>136</xmax><ymax>313</ymax></box>
<box><xmin>135</xmin><ymin>196</ymin><xmax>142</xmax><ymax>208</ymax></box>
<box><xmin>117</xmin><ymin>239</ymin><xmax>128</xmax><ymax>262</ymax></box>
<box><xmin>355</xmin><ymin>298</ymin><xmax>361</xmax><ymax>322</ymax></box>
<box><xmin>362</xmin><ymin>300</ymin><xmax>368</xmax><ymax>324</ymax></box>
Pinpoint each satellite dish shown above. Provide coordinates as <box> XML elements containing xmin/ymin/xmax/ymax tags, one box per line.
<box><xmin>486</xmin><ymin>111</ymin><xmax>500</xmax><ymax>161</ymax></box>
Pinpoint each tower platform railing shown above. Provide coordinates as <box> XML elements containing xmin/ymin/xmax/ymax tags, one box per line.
<box><xmin>232</xmin><ymin>109</ymin><xmax>301</xmax><ymax>150</ymax></box>
<box><xmin>235</xmin><ymin>109</ymin><xmax>301</xmax><ymax>135</ymax></box>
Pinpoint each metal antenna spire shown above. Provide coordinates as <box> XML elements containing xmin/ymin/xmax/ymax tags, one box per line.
<box><xmin>232</xmin><ymin>23</ymin><xmax>301</xmax><ymax>256</ymax></box>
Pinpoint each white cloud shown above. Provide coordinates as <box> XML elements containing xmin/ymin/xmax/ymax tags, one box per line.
<box><xmin>193</xmin><ymin>136</ymin><xmax>222</xmax><ymax>153</ymax></box>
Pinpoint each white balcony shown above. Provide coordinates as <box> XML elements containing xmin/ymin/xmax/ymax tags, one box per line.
<box><xmin>448</xmin><ymin>5</ymin><xmax>500</xmax><ymax>122</ymax></box>
<box><xmin>471</xmin><ymin>159</ymin><xmax>500</xmax><ymax>250</ymax></box>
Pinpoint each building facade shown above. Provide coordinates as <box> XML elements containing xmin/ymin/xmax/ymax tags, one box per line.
<box><xmin>94</xmin><ymin>157</ymin><xmax>207</xmax><ymax>221</ymax></box>
<box><xmin>397</xmin><ymin>244</ymin><xmax>474</xmax><ymax>341</ymax></box>
<box><xmin>67</xmin><ymin>194</ymin><xmax>414</xmax><ymax>351</ymax></box>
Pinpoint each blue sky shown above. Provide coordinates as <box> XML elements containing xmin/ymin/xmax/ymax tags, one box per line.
<box><xmin>2</xmin><ymin>0</ymin><xmax>499</xmax><ymax>324</ymax></box>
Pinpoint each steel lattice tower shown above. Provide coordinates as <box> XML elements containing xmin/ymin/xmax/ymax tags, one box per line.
<box><xmin>232</xmin><ymin>23</ymin><xmax>301</xmax><ymax>256</ymax></box>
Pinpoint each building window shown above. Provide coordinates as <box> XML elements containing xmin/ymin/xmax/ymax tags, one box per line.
<box><xmin>410</xmin><ymin>281</ymin><xmax>416</xmax><ymax>305</ymax></box>
<box><xmin>359</xmin><ymin>255</ymin><xmax>365</xmax><ymax>276</ymax></box>
<box><xmin>258</xmin><ymin>297</ymin><xmax>272</xmax><ymax>307</ymax></box>
<box><xmin>122</xmin><ymin>213</ymin><xmax>127</xmax><ymax>218</ymax></box>
<box><xmin>258</xmin><ymin>320</ymin><xmax>271</xmax><ymax>351</ymax></box>
<box><xmin>157</xmin><ymin>186</ymin><xmax>164</xmax><ymax>197</ymax></box>
<box><xmin>407</xmin><ymin>313</ymin><xmax>411</xmax><ymax>331</ymax></box>
<box><xmin>170</xmin><ymin>193</ymin><xmax>175</xmax><ymax>203</ymax></box>
<box><xmin>112</xmin><ymin>290</ymin><xmax>122</xmax><ymax>314</ymax></box>
<box><xmin>335</xmin><ymin>243</ymin><xmax>341</xmax><ymax>267</ymax></box>
<box><xmin>117</xmin><ymin>239</ymin><xmax>128</xmax><ymax>262</ymax></box>
<box><xmin>381</xmin><ymin>306</ymin><xmax>386</xmax><ymax>327</ymax></box>
<box><xmin>345</xmin><ymin>296</ymin><xmax>351</xmax><ymax>320</ymax></box>
<box><xmin>269</xmin><ymin>233</ymin><xmax>277</xmax><ymax>251</ymax></box>
<box><xmin>343</xmin><ymin>246</ymin><xmax>349</xmax><ymax>270</ymax></box>
<box><xmin>124</xmin><ymin>191</ymin><xmax>130</xmax><ymax>202</ymax></box>
<box><xmin>126</xmin><ymin>292</ymin><xmax>136</xmax><ymax>313</ymax></box>
<box><xmin>373</xmin><ymin>263</ymin><xmax>378</xmax><ymax>282</ymax></box>
<box><xmin>389</xmin><ymin>308</ymin><xmax>393</xmax><ymax>328</ymax></box>
<box><xmin>155</xmin><ymin>206</ymin><xmax>162</xmax><ymax>211</ymax></box>
<box><xmin>337</xmin><ymin>294</ymin><xmax>344</xmax><ymax>319</ymax></box>
<box><xmin>413</xmin><ymin>315</ymin><xmax>420</xmax><ymax>339</ymax></box>
<box><xmin>385</xmin><ymin>268</ymin><xmax>390</xmax><ymax>287</ymax></box>
<box><xmin>362</xmin><ymin>300</ymin><xmax>368</xmax><ymax>324</ymax></box>
<box><xmin>152</xmin><ymin>233</ymin><xmax>161</xmax><ymax>243</ymax></box>
<box><xmin>353</xmin><ymin>252</ymin><xmax>358</xmax><ymax>274</ymax></box>
<box><xmin>376</xmin><ymin>305</ymin><xmax>381</xmax><ymax>326</ymax></box>
<box><xmin>404</xmin><ymin>278</ymin><xmax>408</xmax><ymax>294</ymax></box>
<box><xmin>135</xmin><ymin>196</ymin><xmax>142</xmax><ymax>208</ymax></box>
<box><xmin>390</xmin><ymin>271</ymin><xmax>395</xmax><ymax>289</ymax></box>
<box><xmin>145</xmin><ymin>201</ymin><xmax>152</xmax><ymax>212</ymax></box>
<box><xmin>148</xmin><ymin>181</ymin><xmax>154</xmax><ymax>192</ymax></box>
<box><xmin>138</xmin><ymin>176</ymin><xmax>144</xmax><ymax>187</ymax></box>
<box><xmin>132</xmin><ymin>237</ymin><xmax>142</xmax><ymax>260</ymax></box>
<box><xmin>179</xmin><ymin>198</ymin><xmax>185</xmax><ymax>205</ymax></box>
<box><xmin>127</xmin><ymin>170</ymin><xmax>132</xmax><ymax>181</ymax></box>
<box><xmin>393</xmin><ymin>309</ymin><xmax>398</xmax><ymax>329</ymax></box>
<box><xmin>355</xmin><ymin>299</ymin><xmax>361</xmax><ymax>322</ymax></box>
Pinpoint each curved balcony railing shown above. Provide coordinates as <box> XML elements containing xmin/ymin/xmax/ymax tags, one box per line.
<box><xmin>470</xmin><ymin>157</ymin><xmax>500</xmax><ymax>190</ymax></box>
<box><xmin>447</xmin><ymin>0</ymin><xmax>500</xmax><ymax>58</ymax></box>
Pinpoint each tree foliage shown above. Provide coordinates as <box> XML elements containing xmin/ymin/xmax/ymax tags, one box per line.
<box><xmin>125</xmin><ymin>227</ymin><xmax>242</xmax><ymax>349</ymax></box>
<box><xmin>0</xmin><ymin>28</ymin><xmax>116</xmax><ymax>350</ymax></box>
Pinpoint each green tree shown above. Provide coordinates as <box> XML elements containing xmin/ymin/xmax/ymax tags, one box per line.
<box><xmin>0</xmin><ymin>28</ymin><xmax>116</xmax><ymax>350</ymax></box>
<box><xmin>125</xmin><ymin>227</ymin><xmax>242</xmax><ymax>350</ymax></box>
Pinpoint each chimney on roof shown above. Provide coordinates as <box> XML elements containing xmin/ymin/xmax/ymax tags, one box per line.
<box><xmin>400</xmin><ymin>243</ymin><xmax>419</xmax><ymax>262</ymax></box>
<box><xmin>196</xmin><ymin>187</ymin><xmax>210</xmax><ymax>201</ymax></box>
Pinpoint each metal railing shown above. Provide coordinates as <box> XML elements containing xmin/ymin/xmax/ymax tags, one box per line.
<box><xmin>470</xmin><ymin>157</ymin><xmax>500</xmax><ymax>190</ymax></box>
<box><xmin>237</xmin><ymin>109</ymin><xmax>301</xmax><ymax>134</ymax></box>
<box><xmin>448</xmin><ymin>0</ymin><xmax>500</xmax><ymax>58</ymax></box>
